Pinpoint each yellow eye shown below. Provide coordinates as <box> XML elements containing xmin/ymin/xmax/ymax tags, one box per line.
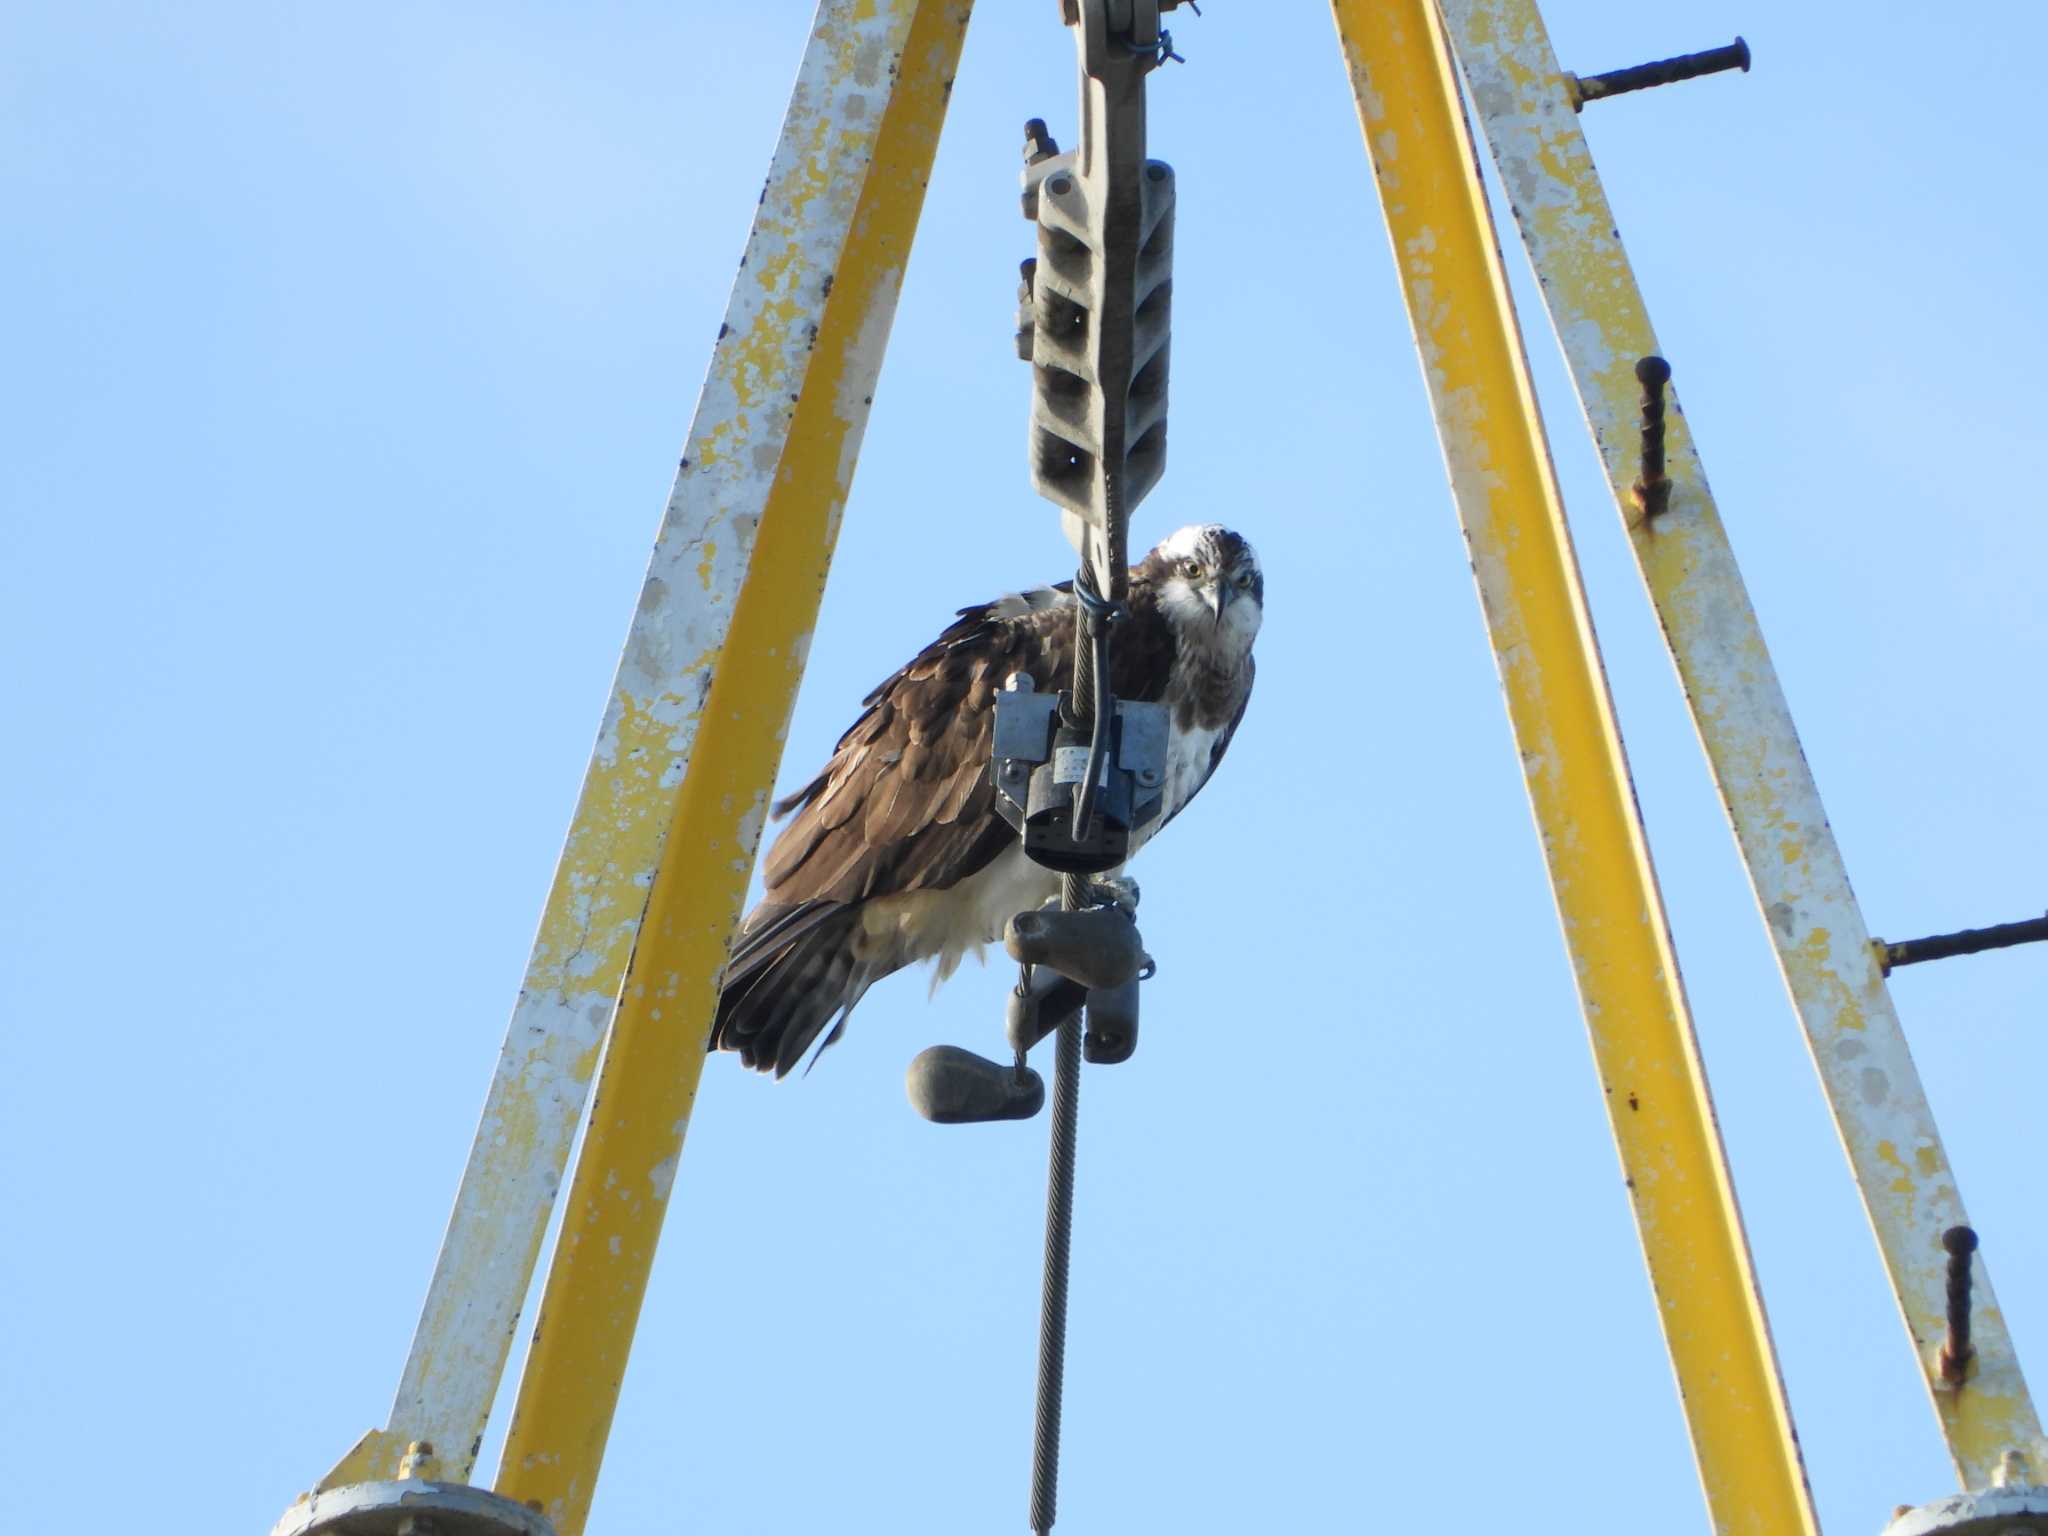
<box><xmin>1234</xmin><ymin>569</ymin><xmax>1254</xmax><ymax>589</ymax></box>
<box><xmin>1179</xmin><ymin>558</ymin><xmax>1202</xmax><ymax>579</ymax></box>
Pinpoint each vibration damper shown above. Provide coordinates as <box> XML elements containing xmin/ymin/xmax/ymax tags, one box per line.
<box><xmin>907</xmin><ymin>1045</ymin><xmax>1047</xmax><ymax>1124</ymax></box>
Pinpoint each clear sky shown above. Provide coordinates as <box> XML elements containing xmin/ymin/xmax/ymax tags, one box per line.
<box><xmin>5</xmin><ymin>4</ymin><xmax>2045</xmax><ymax>1533</ymax></box>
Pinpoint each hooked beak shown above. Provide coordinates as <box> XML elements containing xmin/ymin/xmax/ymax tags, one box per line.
<box><xmin>1203</xmin><ymin>580</ymin><xmax>1233</xmax><ymax>622</ymax></box>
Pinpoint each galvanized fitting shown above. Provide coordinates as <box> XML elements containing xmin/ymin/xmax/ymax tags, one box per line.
<box><xmin>1005</xmin><ymin>906</ymin><xmax>1149</xmax><ymax>990</ymax></box>
<box><xmin>1880</xmin><ymin>1482</ymin><xmax>2048</xmax><ymax>1536</ymax></box>
<box><xmin>990</xmin><ymin>673</ymin><xmax>1168</xmax><ymax>874</ymax></box>
<box><xmin>272</xmin><ymin>1481</ymin><xmax>555</xmax><ymax>1536</ymax></box>
<box><xmin>1082</xmin><ymin>976</ymin><xmax>1140</xmax><ymax>1064</ymax></box>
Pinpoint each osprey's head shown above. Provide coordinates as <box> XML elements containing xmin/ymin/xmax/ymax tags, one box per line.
<box><xmin>1143</xmin><ymin>523</ymin><xmax>1263</xmax><ymax>655</ymax></box>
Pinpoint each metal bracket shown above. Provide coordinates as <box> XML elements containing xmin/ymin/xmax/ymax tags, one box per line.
<box><xmin>1005</xmin><ymin>904</ymin><xmax>1150</xmax><ymax>990</ymax></box>
<box><xmin>991</xmin><ymin>673</ymin><xmax>1167</xmax><ymax>874</ymax></box>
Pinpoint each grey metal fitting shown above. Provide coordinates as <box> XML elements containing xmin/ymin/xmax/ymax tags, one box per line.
<box><xmin>272</xmin><ymin>1481</ymin><xmax>556</xmax><ymax>1536</ymax></box>
<box><xmin>1082</xmin><ymin>976</ymin><xmax>1139</xmax><ymax>1064</ymax></box>
<box><xmin>991</xmin><ymin>674</ymin><xmax>1167</xmax><ymax>874</ymax></box>
<box><xmin>906</xmin><ymin>1044</ymin><xmax>1047</xmax><ymax>1124</ymax></box>
<box><xmin>1020</xmin><ymin>0</ymin><xmax>1174</xmax><ymax>550</ymax></box>
<box><xmin>1025</xmin><ymin>160</ymin><xmax>1174</xmax><ymax>532</ymax></box>
<box><xmin>1005</xmin><ymin>906</ymin><xmax>1149</xmax><ymax>990</ymax></box>
<box><xmin>1879</xmin><ymin>1482</ymin><xmax>2048</xmax><ymax>1536</ymax></box>
<box><xmin>1007</xmin><ymin>965</ymin><xmax>1088</xmax><ymax>1057</ymax></box>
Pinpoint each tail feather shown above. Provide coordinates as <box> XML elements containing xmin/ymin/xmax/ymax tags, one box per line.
<box><xmin>712</xmin><ymin>901</ymin><xmax>881</xmax><ymax>1078</ymax></box>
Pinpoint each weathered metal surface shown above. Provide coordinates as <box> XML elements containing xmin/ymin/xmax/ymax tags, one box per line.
<box><xmin>486</xmin><ymin>5</ymin><xmax>974</xmax><ymax>1534</ymax></box>
<box><xmin>318</xmin><ymin>0</ymin><xmax>973</xmax><ymax>1498</ymax></box>
<box><xmin>1883</xmin><ymin>1478</ymin><xmax>2048</xmax><ymax>1536</ymax></box>
<box><xmin>1440</xmin><ymin>0</ymin><xmax>2046</xmax><ymax>1490</ymax></box>
<box><xmin>1329</xmin><ymin>3</ymin><xmax>1818</xmax><ymax>1532</ymax></box>
<box><xmin>276</xmin><ymin>1479</ymin><xmax>554</xmax><ymax>1536</ymax></box>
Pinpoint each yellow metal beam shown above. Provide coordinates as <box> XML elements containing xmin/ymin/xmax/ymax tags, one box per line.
<box><xmin>1439</xmin><ymin>0</ymin><xmax>2045</xmax><ymax>1489</ymax></box>
<box><xmin>1328</xmin><ymin>4</ymin><xmax>1817</xmax><ymax>1532</ymax></box>
<box><xmin>491</xmin><ymin>5</ymin><xmax>973</xmax><ymax>1532</ymax></box>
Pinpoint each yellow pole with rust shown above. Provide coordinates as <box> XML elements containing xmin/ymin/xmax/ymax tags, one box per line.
<box><xmin>1328</xmin><ymin>4</ymin><xmax>1817</xmax><ymax>1532</ymax></box>
<box><xmin>492</xmin><ymin>5</ymin><xmax>973</xmax><ymax>1533</ymax></box>
<box><xmin>1439</xmin><ymin>0</ymin><xmax>2045</xmax><ymax>1489</ymax></box>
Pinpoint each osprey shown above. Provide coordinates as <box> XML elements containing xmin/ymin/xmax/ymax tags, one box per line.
<box><xmin>712</xmin><ymin>523</ymin><xmax>1262</xmax><ymax>1076</ymax></box>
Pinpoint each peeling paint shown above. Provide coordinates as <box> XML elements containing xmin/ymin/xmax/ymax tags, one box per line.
<box><xmin>487</xmin><ymin>7</ymin><xmax>974</xmax><ymax>1536</ymax></box>
<box><xmin>1440</xmin><ymin>0</ymin><xmax>2045</xmax><ymax>1490</ymax></box>
<box><xmin>345</xmin><ymin>0</ymin><xmax>971</xmax><ymax>1502</ymax></box>
<box><xmin>1336</xmin><ymin>4</ymin><xmax>1818</xmax><ymax>1532</ymax></box>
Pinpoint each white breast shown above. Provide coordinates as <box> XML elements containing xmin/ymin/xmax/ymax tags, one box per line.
<box><xmin>1164</xmin><ymin>718</ymin><xmax>1228</xmax><ymax>819</ymax></box>
<box><xmin>1128</xmin><ymin>716</ymin><xmax>1229</xmax><ymax>857</ymax></box>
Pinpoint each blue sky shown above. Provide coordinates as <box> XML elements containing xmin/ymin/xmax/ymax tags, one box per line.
<box><xmin>5</xmin><ymin>4</ymin><xmax>2045</xmax><ymax>1533</ymax></box>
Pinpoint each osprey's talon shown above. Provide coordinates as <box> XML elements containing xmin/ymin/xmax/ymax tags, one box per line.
<box><xmin>1084</xmin><ymin>875</ymin><xmax>1141</xmax><ymax>915</ymax></box>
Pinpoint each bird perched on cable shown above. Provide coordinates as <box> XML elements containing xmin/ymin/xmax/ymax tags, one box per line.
<box><xmin>711</xmin><ymin>523</ymin><xmax>1263</xmax><ymax>1077</ymax></box>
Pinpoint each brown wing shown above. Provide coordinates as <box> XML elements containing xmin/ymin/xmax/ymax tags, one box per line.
<box><xmin>762</xmin><ymin>588</ymin><xmax>1069</xmax><ymax>906</ymax></box>
<box><xmin>761</xmin><ymin>580</ymin><xmax>1181</xmax><ymax>907</ymax></box>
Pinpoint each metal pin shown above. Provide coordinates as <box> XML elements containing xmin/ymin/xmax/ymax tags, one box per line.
<box><xmin>1876</xmin><ymin>911</ymin><xmax>2048</xmax><ymax>975</ymax></box>
<box><xmin>1939</xmin><ymin>1225</ymin><xmax>1978</xmax><ymax>1384</ymax></box>
<box><xmin>1024</xmin><ymin>117</ymin><xmax>1061</xmax><ymax>165</ymax></box>
<box><xmin>1632</xmin><ymin>355</ymin><xmax>1672</xmax><ymax>520</ymax></box>
<box><xmin>1571</xmin><ymin>38</ymin><xmax>1751</xmax><ymax>111</ymax></box>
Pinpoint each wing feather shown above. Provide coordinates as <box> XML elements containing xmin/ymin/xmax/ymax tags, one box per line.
<box><xmin>934</xmin><ymin>753</ymin><xmax>985</xmax><ymax>824</ymax></box>
<box><xmin>758</xmin><ymin>574</ymin><xmax>1204</xmax><ymax>908</ymax></box>
<box><xmin>758</xmin><ymin>593</ymin><xmax>1086</xmax><ymax>906</ymax></box>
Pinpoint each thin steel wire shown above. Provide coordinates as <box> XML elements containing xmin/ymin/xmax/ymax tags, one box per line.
<box><xmin>1030</xmin><ymin>990</ymin><xmax>1084</xmax><ymax>1534</ymax></box>
<box><xmin>1030</xmin><ymin>493</ymin><xmax>1117</xmax><ymax>1531</ymax></box>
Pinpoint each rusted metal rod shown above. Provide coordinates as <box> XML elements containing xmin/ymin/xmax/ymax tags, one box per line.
<box><xmin>1940</xmin><ymin>1226</ymin><xmax>1979</xmax><ymax>1384</ymax></box>
<box><xmin>1879</xmin><ymin>911</ymin><xmax>2048</xmax><ymax>974</ymax></box>
<box><xmin>1573</xmin><ymin>38</ymin><xmax>1750</xmax><ymax>110</ymax></box>
<box><xmin>1632</xmin><ymin>355</ymin><xmax>1672</xmax><ymax>519</ymax></box>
